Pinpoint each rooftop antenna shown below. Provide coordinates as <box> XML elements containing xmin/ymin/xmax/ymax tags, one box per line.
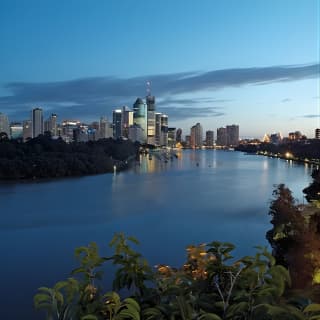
<box><xmin>146</xmin><ymin>81</ymin><xmax>151</xmax><ymax>96</ymax></box>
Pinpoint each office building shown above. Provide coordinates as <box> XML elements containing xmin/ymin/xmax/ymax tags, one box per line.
<box><xmin>122</xmin><ymin>106</ymin><xmax>133</xmax><ymax>138</ymax></box>
<box><xmin>32</xmin><ymin>107</ymin><xmax>43</xmax><ymax>138</ymax></box>
<box><xmin>133</xmin><ymin>98</ymin><xmax>147</xmax><ymax>143</ymax></box>
<box><xmin>146</xmin><ymin>95</ymin><xmax>156</xmax><ymax>145</ymax></box>
<box><xmin>0</xmin><ymin>113</ymin><xmax>10</xmax><ymax>136</ymax></box>
<box><xmin>168</xmin><ymin>128</ymin><xmax>176</xmax><ymax>148</ymax></box>
<box><xmin>113</xmin><ymin>109</ymin><xmax>122</xmax><ymax>139</ymax></box>
<box><xmin>160</xmin><ymin>114</ymin><xmax>168</xmax><ymax>146</ymax></box>
<box><xmin>155</xmin><ymin>112</ymin><xmax>162</xmax><ymax>146</ymax></box>
<box><xmin>206</xmin><ymin>130</ymin><xmax>214</xmax><ymax>147</ymax></box>
<box><xmin>61</xmin><ymin>120</ymin><xmax>80</xmax><ymax>142</ymax></box>
<box><xmin>10</xmin><ymin>122</ymin><xmax>23</xmax><ymax>140</ymax></box>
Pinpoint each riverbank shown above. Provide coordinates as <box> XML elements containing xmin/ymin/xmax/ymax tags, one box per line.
<box><xmin>0</xmin><ymin>136</ymin><xmax>139</xmax><ymax>180</ymax></box>
<box><xmin>236</xmin><ymin>140</ymin><xmax>320</xmax><ymax>168</ymax></box>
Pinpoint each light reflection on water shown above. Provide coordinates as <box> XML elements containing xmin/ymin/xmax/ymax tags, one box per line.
<box><xmin>0</xmin><ymin>150</ymin><xmax>314</xmax><ymax>319</ymax></box>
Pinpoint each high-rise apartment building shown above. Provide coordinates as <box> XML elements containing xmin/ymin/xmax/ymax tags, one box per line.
<box><xmin>32</xmin><ymin>107</ymin><xmax>43</xmax><ymax>138</ymax></box>
<box><xmin>315</xmin><ymin>128</ymin><xmax>320</xmax><ymax>139</ymax></box>
<box><xmin>113</xmin><ymin>109</ymin><xmax>122</xmax><ymax>139</ymax></box>
<box><xmin>216</xmin><ymin>127</ymin><xmax>227</xmax><ymax>146</ymax></box>
<box><xmin>0</xmin><ymin>112</ymin><xmax>10</xmax><ymax>136</ymax></box>
<box><xmin>226</xmin><ymin>125</ymin><xmax>239</xmax><ymax>146</ymax></box>
<box><xmin>146</xmin><ymin>95</ymin><xmax>156</xmax><ymax>145</ymax></box>
<box><xmin>133</xmin><ymin>98</ymin><xmax>147</xmax><ymax>143</ymax></box>
<box><xmin>206</xmin><ymin>130</ymin><xmax>214</xmax><ymax>147</ymax></box>
<box><xmin>190</xmin><ymin>123</ymin><xmax>203</xmax><ymax>148</ymax></box>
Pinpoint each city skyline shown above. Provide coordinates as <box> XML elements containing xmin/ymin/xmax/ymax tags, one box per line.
<box><xmin>0</xmin><ymin>0</ymin><xmax>319</xmax><ymax>138</ymax></box>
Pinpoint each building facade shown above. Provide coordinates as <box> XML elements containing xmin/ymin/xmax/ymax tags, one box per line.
<box><xmin>32</xmin><ymin>107</ymin><xmax>44</xmax><ymax>138</ymax></box>
<box><xmin>206</xmin><ymin>130</ymin><xmax>214</xmax><ymax>147</ymax></box>
<box><xmin>0</xmin><ymin>113</ymin><xmax>10</xmax><ymax>136</ymax></box>
<box><xmin>133</xmin><ymin>98</ymin><xmax>147</xmax><ymax>143</ymax></box>
<box><xmin>190</xmin><ymin>123</ymin><xmax>203</xmax><ymax>148</ymax></box>
<box><xmin>112</xmin><ymin>109</ymin><xmax>122</xmax><ymax>139</ymax></box>
<box><xmin>146</xmin><ymin>95</ymin><xmax>156</xmax><ymax>145</ymax></box>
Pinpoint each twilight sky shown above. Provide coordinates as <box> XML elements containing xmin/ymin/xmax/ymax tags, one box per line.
<box><xmin>0</xmin><ymin>0</ymin><xmax>319</xmax><ymax>138</ymax></box>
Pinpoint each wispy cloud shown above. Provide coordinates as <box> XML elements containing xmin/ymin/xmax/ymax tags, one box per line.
<box><xmin>160</xmin><ymin>107</ymin><xmax>225</xmax><ymax>120</ymax></box>
<box><xmin>281</xmin><ymin>98</ymin><xmax>292</xmax><ymax>103</ymax></box>
<box><xmin>0</xmin><ymin>63</ymin><xmax>318</xmax><ymax>121</ymax></box>
<box><xmin>301</xmin><ymin>114</ymin><xmax>320</xmax><ymax>118</ymax></box>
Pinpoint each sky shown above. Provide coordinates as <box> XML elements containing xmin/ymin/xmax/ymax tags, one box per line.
<box><xmin>0</xmin><ymin>0</ymin><xmax>319</xmax><ymax>138</ymax></box>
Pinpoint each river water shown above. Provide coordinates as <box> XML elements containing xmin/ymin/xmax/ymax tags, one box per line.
<box><xmin>0</xmin><ymin>150</ymin><xmax>313</xmax><ymax>318</ymax></box>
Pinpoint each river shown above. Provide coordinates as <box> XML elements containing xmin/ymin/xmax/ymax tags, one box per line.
<box><xmin>0</xmin><ymin>150</ymin><xmax>313</xmax><ymax>319</ymax></box>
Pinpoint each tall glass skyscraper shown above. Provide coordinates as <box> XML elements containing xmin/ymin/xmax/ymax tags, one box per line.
<box><xmin>146</xmin><ymin>95</ymin><xmax>156</xmax><ymax>145</ymax></box>
<box><xmin>133</xmin><ymin>98</ymin><xmax>147</xmax><ymax>143</ymax></box>
<box><xmin>112</xmin><ymin>109</ymin><xmax>122</xmax><ymax>139</ymax></box>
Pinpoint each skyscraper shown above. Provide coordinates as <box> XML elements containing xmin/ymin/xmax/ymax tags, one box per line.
<box><xmin>190</xmin><ymin>123</ymin><xmax>203</xmax><ymax>148</ymax></box>
<box><xmin>160</xmin><ymin>114</ymin><xmax>168</xmax><ymax>146</ymax></box>
<box><xmin>155</xmin><ymin>112</ymin><xmax>162</xmax><ymax>146</ymax></box>
<box><xmin>113</xmin><ymin>109</ymin><xmax>122</xmax><ymax>139</ymax></box>
<box><xmin>32</xmin><ymin>107</ymin><xmax>43</xmax><ymax>138</ymax></box>
<box><xmin>216</xmin><ymin>127</ymin><xmax>227</xmax><ymax>146</ymax></box>
<box><xmin>122</xmin><ymin>106</ymin><xmax>133</xmax><ymax>138</ymax></box>
<box><xmin>99</xmin><ymin>117</ymin><xmax>113</xmax><ymax>139</ymax></box>
<box><xmin>44</xmin><ymin>113</ymin><xmax>58</xmax><ymax>136</ymax></box>
<box><xmin>206</xmin><ymin>130</ymin><xmax>214</xmax><ymax>147</ymax></box>
<box><xmin>226</xmin><ymin>125</ymin><xmax>239</xmax><ymax>146</ymax></box>
<box><xmin>176</xmin><ymin>128</ymin><xmax>182</xmax><ymax>143</ymax></box>
<box><xmin>0</xmin><ymin>113</ymin><xmax>10</xmax><ymax>136</ymax></box>
<box><xmin>315</xmin><ymin>128</ymin><xmax>320</xmax><ymax>139</ymax></box>
<box><xmin>167</xmin><ymin>128</ymin><xmax>176</xmax><ymax>148</ymax></box>
<box><xmin>146</xmin><ymin>95</ymin><xmax>156</xmax><ymax>145</ymax></box>
<box><xmin>133</xmin><ymin>98</ymin><xmax>147</xmax><ymax>143</ymax></box>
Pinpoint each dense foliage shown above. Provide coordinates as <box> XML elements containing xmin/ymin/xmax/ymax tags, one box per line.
<box><xmin>303</xmin><ymin>169</ymin><xmax>320</xmax><ymax>202</ymax></box>
<box><xmin>266</xmin><ymin>184</ymin><xmax>320</xmax><ymax>289</ymax></box>
<box><xmin>35</xmin><ymin>233</ymin><xmax>320</xmax><ymax>320</ymax></box>
<box><xmin>0</xmin><ymin>135</ymin><xmax>139</xmax><ymax>180</ymax></box>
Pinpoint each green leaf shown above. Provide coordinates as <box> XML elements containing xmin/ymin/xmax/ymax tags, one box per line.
<box><xmin>198</xmin><ymin>313</ymin><xmax>223</xmax><ymax>320</ymax></box>
<box><xmin>81</xmin><ymin>315</ymin><xmax>98</xmax><ymax>320</ymax></box>
<box><xmin>118</xmin><ymin>308</ymin><xmax>140</xmax><ymax>320</ymax></box>
<box><xmin>304</xmin><ymin>304</ymin><xmax>320</xmax><ymax>313</ymax></box>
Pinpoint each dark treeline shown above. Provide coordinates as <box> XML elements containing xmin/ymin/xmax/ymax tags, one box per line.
<box><xmin>0</xmin><ymin>134</ymin><xmax>139</xmax><ymax>180</ymax></box>
<box><xmin>236</xmin><ymin>139</ymin><xmax>320</xmax><ymax>159</ymax></box>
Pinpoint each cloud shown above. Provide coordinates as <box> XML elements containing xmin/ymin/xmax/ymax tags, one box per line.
<box><xmin>301</xmin><ymin>114</ymin><xmax>320</xmax><ymax>118</ymax></box>
<box><xmin>0</xmin><ymin>63</ymin><xmax>318</xmax><ymax>121</ymax></box>
<box><xmin>160</xmin><ymin>107</ymin><xmax>225</xmax><ymax>121</ymax></box>
<box><xmin>281</xmin><ymin>98</ymin><xmax>292</xmax><ymax>103</ymax></box>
